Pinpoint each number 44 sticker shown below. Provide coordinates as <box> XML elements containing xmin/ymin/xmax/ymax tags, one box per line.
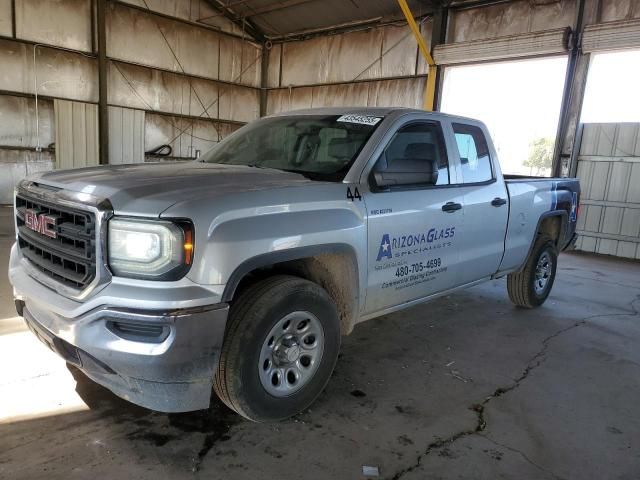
<box><xmin>347</xmin><ymin>187</ymin><xmax>362</xmax><ymax>201</ymax></box>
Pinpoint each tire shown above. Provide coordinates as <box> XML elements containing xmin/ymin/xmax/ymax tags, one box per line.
<box><xmin>213</xmin><ymin>275</ymin><xmax>341</xmax><ymax>422</ymax></box>
<box><xmin>507</xmin><ymin>234</ymin><xmax>558</xmax><ymax>308</ymax></box>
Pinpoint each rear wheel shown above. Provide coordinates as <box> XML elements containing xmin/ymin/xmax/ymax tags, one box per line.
<box><xmin>507</xmin><ymin>234</ymin><xmax>558</xmax><ymax>308</ymax></box>
<box><xmin>214</xmin><ymin>275</ymin><xmax>340</xmax><ymax>422</ymax></box>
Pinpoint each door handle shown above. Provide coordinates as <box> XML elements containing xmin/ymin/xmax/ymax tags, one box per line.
<box><xmin>491</xmin><ymin>197</ymin><xmax>507</xmax><ymax>207</ymax></box>
<box><xmin>442</xmin><ymin>202</ymin><xmax>462</xmax><ymax>213</ymax></box>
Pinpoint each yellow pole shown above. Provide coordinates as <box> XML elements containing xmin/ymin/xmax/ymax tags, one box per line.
<box><xmin>396</xmin><ymin>0</ymin><xmax>437</xmax><ymax>111</ymax></box>
<box><xmin>425</xmin><ymin>65</ymin><xmax>438</xmax><ymax>111</ymax></box>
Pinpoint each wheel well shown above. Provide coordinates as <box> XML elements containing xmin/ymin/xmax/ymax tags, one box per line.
<box><xmin>538</xmin><ymin>215</ymin><xmax>562</xmax><ymax>246</ymax></box>
<box><xmin>232</xmin><ymin>253</ymin><xmax>359</xmax><ymax>335</ymax></box>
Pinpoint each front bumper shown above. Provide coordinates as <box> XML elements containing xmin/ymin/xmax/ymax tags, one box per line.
<box><xmin>18</xmin><ymin>298</ymin><xmax>228</xmax><ymax>412</ymax></box>
<box><xmin>10</xmin><ymin>241</ymin><xmax>229</xmax><ymax>413</ymax></box>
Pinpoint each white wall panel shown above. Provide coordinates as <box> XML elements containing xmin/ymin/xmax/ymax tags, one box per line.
<box><xmin>599</xmin><ymin>0</ymin><xmax>640</xmax><ymax>23</ymax></box>
<box><xmin>583</xmin><ymin>18</ymin><xmax>640</xmax><ymax>52</ymax></box>
<box><xmin>368</xmin><ymin>78</ymin><xmax>425</xmax><ymax>108</ymax></box>
<box><xmin>15</xmin><ymin>0</ymin><xmax>92</xmax><ymax>52</ymax></box>
<box><xmin>0</xmin><ymin>39</ymin><xmax>97</xmax><ymax>102</ymax></box>
<box><xmin>218</xmin><ymin>83</ymin><xmax>260</xmax><ymax>123</ymax></box>
<box><xmin>266</xmin><ymin>43</ymin><xmax>282</xmax><ymax>89</ymax></box>
<box><xmin>0</xmin><ymin>0</ymin><xmax>12</xmax><ymax>36</ymax></box>
<box><xmin>266</xmin><ymin>77</ymin><xmax>425</xmax><ymax>115</ymax></box>
<box><xmin>54</xmin><ymin>99</ymin><xmax>99</xmax><ymax>169</ymax></box>
<box><xmin>0</xmin><ymin>151</ymin><xmax>54</xmax><ymax>204</ymax></box>
<box><xmin>448</xmin><ymin>0</ymin><xmax>576</xmax><ymax>43</ymax></box>
<box><xmin>0</xmin><ymin>95</ymin><xmax>54</xmax><ymax>149</ymax></box>
<box><xmin>277</xmin><ymin>24</ymin><xmax>426</xmax><ymax>88</ymax></box>
<box><xmin>144</xmin><ymin>112</ymin><xmax>239</xmax><ymax>160</ymax></box>
<box><xmin>576</xmin><ymin>123</ymin><xmax>640</xmax><ymax>259</ymax></box>
<box><xmin>280</xmin><ymin>36</ymin><xmax>331</xmax><ymax>86</ymax></box>
<box><xmin>118</xmin><ymin>0</ymin><xmax>247</xmax><ymax>38</ymax></box>
<box><xmin>108</xmin><ymin>61</ymin><xmax>259</xmax><ymax>123</ymax></box>
<box><xmin>218</xmin><ymin>35</ymin><xmax>262</xmax><ymax>87</ymax></box>
<box><xmin>380</xmin><ymin>25</ymin><xmax>418</xmax><ymax>78</ymax></box>
<box><xmin>107</xmin><ymin>2</ymin><xmax>261</xmax><ymax>87</ymax></box>
<box><xmin>108</xmin><ymin>106</ymin><xmax>145</xmax><ymax>164</ymax></box>
<box><xmin>108</xmin><ymin>2</ymin><xmax>219</xmax><ymax>82</ymax></box>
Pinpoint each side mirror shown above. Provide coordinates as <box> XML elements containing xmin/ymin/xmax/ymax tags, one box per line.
<box><xmin>373</xmin><ymin>157</ymin><xmax>439</xmax><ymax>187</ymax></box>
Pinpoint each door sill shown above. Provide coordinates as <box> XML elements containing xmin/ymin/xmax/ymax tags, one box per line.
<box><xmin>357</xmin><ymin>277</ymin><xmax>492</xmax><ymax>323</ymax></box>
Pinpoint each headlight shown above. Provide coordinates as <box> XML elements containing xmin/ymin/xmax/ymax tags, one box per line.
<box><xmin>108</xmin><ymin>218</ymin><xmax>193</xmax><ymax>280</ymax></box>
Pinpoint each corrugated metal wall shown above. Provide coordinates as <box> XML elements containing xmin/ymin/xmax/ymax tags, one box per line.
<box><xmin>108</xmin><ymin>106</ymin><xmax>145</xmax><ymax>164</ymax></box>
<box><xmin>145</xmin><ymin>112</ymin><xmax>240</xmax><ymax>160</ymax></box>
<box><xmin>575</xmin><ymin>123</ymin><xmax>640</xmax><ymax>259</ymax></box>
<box><xmin>266</xmin><ymin>22</ymin><xmax>432</xmax><ymax>114</ymax></box>
<box><xmin>0</xmin><ymin>95</ymin><xmax>54</xmax><ymax>204</ymax></box>
<box><xmin>54</xmin><ymin>99</ymin><xmax>99</xmax><ymax>169</ymax></box>
<box><xmin>2</xmin><ymin>0</ymin><xmax>640</xmax><ymax>205</ymax></box>
<box><xmin>0</xmin><ymin>0</ymin><xmax>259</xmax><ymax>202</ymax></box>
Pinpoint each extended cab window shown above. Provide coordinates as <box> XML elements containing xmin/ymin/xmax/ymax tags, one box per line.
<box><xmin>200</xmin><ymin>115</ymin><xmax>381</xmax><ymax>181</ymax></box>
<box><xmin>373</xmin><ymin>122</ymin><xmax>449</xmax><ymax>188</ymax></box>
<box><xmin>453</xmin><ymin>123</ymin><xmax>493</xmax><ymax>183</ymax></box>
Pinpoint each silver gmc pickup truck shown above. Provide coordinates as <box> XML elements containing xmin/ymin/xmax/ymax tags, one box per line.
<box><xmin>9</xmin><ymin>107</ymin><xmax>580</xmax><ymax>421</ymax></box>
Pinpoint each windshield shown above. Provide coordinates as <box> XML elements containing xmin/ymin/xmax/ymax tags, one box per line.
<box><xmin>200</xmin><ymin>114</ymin><xmax>382</xmax><ymax>181</ymax></box>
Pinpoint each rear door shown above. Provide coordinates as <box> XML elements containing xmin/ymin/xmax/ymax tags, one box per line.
<box><xmin>444</xmin><ymin>121</ymin><xmax>509</xmax><ymax>285</ymax></box>
<box><xmin>362</xmin><ymin>120</ymin><xmax>463</xmax><ymax>315</ymax></box>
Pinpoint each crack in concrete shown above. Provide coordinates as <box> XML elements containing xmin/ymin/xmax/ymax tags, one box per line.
<box><xmin>389</xmin><ymin>319</ymin><xmax>591</xmax><ymax>480</ymax></box>
<box><xmin>390</xmin><ymin>296</ymin><xmax>640</xmax><ymax>480</ymax></box>
<box><xmin>481</xmin><ymin>434</ymin><xmax>566</xmax><ymax>480</ymax></box>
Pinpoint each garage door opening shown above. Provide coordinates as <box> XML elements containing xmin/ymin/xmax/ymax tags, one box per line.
<box><xmin>581</xmin><ymin>49</ymin><xmax>640</xmax><ymax>123</ymax></box>
<box><xmin>440</xmin><ymin>56</ymin><xmax>568</xmax><ymax>177</ymax></box>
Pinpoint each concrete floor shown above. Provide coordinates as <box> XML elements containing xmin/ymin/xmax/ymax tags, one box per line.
<box><xmin>1</xmin><ymin>207</ymin><xmax>639</xmax><ymax>480</ymax></box>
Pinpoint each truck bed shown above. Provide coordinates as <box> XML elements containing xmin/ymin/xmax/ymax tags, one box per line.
<box><xmin>504</xmin><ymin>174</ymin><xmax>564</xmax><ymax>182</ymax></box>
<box><xmin>499</xmin><ymin>176</ymin><xmax>580</xmax><ymax>274</ymax></box>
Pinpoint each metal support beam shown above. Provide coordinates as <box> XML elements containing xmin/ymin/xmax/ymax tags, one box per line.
<box><xmin>396</xmin><ymin>0</ymin><xmax>437</xmax><ymax>111</ymax></box>
<box><xmin>10</xmin><ymin>0</ymin><xmax>16</xmax><ymax>38</ymax></box>
<box><xmin>552</xmin><ymin>0</ymin><xmax>587</xmax><ymax>177</ymax></box>
<box><xmin>259</xmin><ymin>44</ymin><xmax>269</xmax><ymax>117</ymax></box>
<box><xmin>97</xmin><ymin>0</ymin><xmax>108</xmax><ymax>165</ymax></box>
<box><xmin>429</xmin><ymin>6</ymin><xmax>448</xmax><ymax>110</ymax></box>
<box><xmin>90</xmin><ymin>0</ymin><xmax>96</xmax><ymax>54</ymax></box>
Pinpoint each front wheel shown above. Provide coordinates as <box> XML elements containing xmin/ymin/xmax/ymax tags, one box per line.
<box><xmin>214</xmin><ymin>275</ymin><xmax>341</xmax><ymax>422</ymax></box>
<box><xmin>507</xmin><ymin>234</ymin><xmax>558</xmax><ymax>308</ymax></box>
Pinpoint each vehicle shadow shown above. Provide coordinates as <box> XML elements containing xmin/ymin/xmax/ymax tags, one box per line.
<box><xmin>66</xmin><ymin>363</ymin><xmax>240</xmax><ymax>434</ymax></box>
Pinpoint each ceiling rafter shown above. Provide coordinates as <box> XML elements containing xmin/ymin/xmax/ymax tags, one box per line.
<box><xmin>202</xmin><ymin>0</ymin><xmax>267</xmax><ymax>43</ymax></box>
<box><xmin>200</xmin><ymin>0</ymin><xmax>319</xmax><ymax>27</ymax></box>
<box><xmin>234</xmin><ymin>0</ymin><xmax>319</xmax><ymax>18</ymax></box>
<box><xmin>199</xmin><ymin>0</ymin><xmax>513</xmax><ymax>42</ymax></box>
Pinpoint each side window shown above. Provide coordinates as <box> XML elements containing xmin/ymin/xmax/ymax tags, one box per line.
<box><xmin>376</xmin><ymin>122</ymin><xmax>450</xmax><ymax>187</ymax></box>
<box><xmin>452</xmin><ymin>123</ymin><xmax>493</xmax><ymax>183</ymax></box>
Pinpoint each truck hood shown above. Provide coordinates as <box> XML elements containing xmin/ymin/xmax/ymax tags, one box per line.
<box><xmin>31</xmin><ymin>162</ymin><xmax>315</xmax><ymax>215</ymax></box>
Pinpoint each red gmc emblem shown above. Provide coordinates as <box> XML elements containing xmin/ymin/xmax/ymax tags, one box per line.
<box><xmin>24</xmin><ymin>209</ymin><xmax>57</xmax><ymax>239</ymax></box>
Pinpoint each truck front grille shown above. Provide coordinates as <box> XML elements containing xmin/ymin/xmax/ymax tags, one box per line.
<box><xmin>16</xmin><ymin>194</ymin><xmax>97</xmax><ymax>289</ymax></box>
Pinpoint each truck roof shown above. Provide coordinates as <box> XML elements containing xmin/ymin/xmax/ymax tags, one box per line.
<box><xmin>267</xmin><ymin>106</ymin><xmax>480</xmax><ymax>123</ymax></box>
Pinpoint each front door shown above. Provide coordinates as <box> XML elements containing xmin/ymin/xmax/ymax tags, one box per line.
<box><xmin>363</xmin><ymin>121</ymin><xmax>464</xmax><ymax>315</ymax></box>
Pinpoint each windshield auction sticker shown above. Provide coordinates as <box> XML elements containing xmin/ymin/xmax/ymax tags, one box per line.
<box><xmin>336</xmin><ymin>114</ymin><xmax>382</xmax><ymax>126</ymax></box>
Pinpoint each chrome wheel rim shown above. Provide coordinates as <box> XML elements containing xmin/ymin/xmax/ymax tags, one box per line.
<box><xmin>534</xmin><ymin>251</ymin><xmax>553</xmax><ymax>295</ymax></box>
<box><xmin>258</xmin><ymin>311</ymin><xmax>324</xmax><ymax>397</ymax></box>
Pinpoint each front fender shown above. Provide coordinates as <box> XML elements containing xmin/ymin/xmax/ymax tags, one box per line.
<box><xmin>193</xmin><ymin>206</ymin><xmax>365</xmax><ymax>286</ymax></box>
<box><xmin>221</xmin><ymin>242</ymin><xmax>360</xmax><ymax>302</ymax></box>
